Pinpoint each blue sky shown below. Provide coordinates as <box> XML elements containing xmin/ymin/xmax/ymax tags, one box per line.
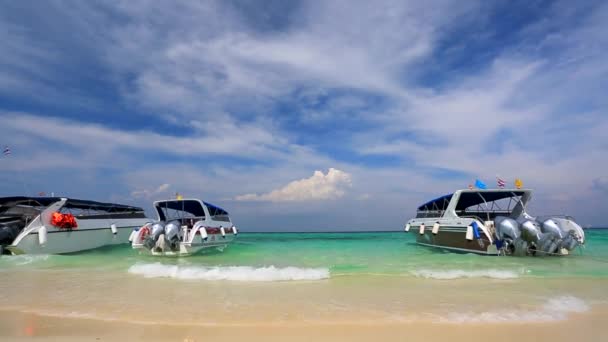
<box><xmin>1</xmin><ymin>0</ymin><xmax>607</xmax><ymax>230</ymax></box>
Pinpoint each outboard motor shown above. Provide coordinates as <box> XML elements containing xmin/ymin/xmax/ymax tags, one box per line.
<box><xmin>495</xmin><ymin>216</ymin><xmax>520</xmax><ymax>240</ymax></box>
<box><xmin>494</xmin><ymin>216</ymin><xmax>521</xmax><ymax>255</ymax></box>
<box><xmin>537</xmin><ymin>218</ymin><xmax>564</xmax><ymax>255</ymax></box>
<box><xmin>516</xmin><ymin>218</ymin><xmax>559</xmax><ymax>255</ymax></box>
<box><xmin>539</xmin><ymin>218</ymin><xmax>564</xmax><ymax>240</ymax></box>
<box><xmin>164</xmin><ymin>220</ymin><xmax>182</xmax><ymax>251</ymax></box>
<box><xmin>518</xmin><ymin>219</ymin><xmax>541</xmax><ymax>244</ymax></box>
<box><xmin>537</xmin><ymin>233</ymin><xmax>559</xmax><ymax>255</ymax></box>
<box><xmin>551</xmin><ymin>217</ymin><xmax>585</xmax><ymax>252</ymax></box>
<box><xmin>151</xmin><ymin>222</ymin><xmax>165</xmax><ymax>241</ymax></box>
<box><xmin>142</xmin><ymin>222</ymin><xmax>165</xmax><ymax>250</ymax></box>
<box><xmin>0</xmin><ymin>222</ymin><xmax>21</xmax><ymax>246</ymax></box>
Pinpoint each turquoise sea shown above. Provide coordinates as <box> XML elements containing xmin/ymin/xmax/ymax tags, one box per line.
<box><xmin>1</xmin><ymin>229</ymin><xmax>608</xmax><ymax>327</ymax></box>
<box><xmin>2</xmin><ymin>229</ymin><xmax>608</xmax><ymax>278</ymax></box>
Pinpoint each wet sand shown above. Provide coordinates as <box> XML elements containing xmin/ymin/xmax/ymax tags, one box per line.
<box><xmin>1</xmin><ymin>309</ymin><xmax>607</xmax><ymax>342</ymax></box>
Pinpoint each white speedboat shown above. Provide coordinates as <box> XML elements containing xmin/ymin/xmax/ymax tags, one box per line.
<box><xmin>131</xmin><ymin>198</ymin><xmax>237</xmax><ymax>256</ymax></box>
<box><xmin>0</xmin><ymin>196</ymin><xmax>149</xmax><ymax>255</ymax></box>
<box><xmin>404</xmin><ymin>189</ymin><xmax>585</xmax><ymax>256</ymax></box>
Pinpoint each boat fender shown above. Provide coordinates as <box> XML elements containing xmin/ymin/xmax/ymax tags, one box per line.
<box><xmin>110</xmin><ymin>223</ymin><xmax>118</xmax><ymax>235</ymax></box>
<box><xmin>466</xmin><ymin>225</ymin><xmax>473</xmax><ymax>241</ymax></box>
<box><xmin>38</xmin><ymin>226</ymin><xmax>48</xmax><ymax>245</ymax></box>
<box><xmin>432</xmin><ymin>222</ymin><xmax>440</xmax><ymax>235</ymax></box>
<box><xmin>405</xmin><ymin>223</ymin><xmax>410</xmax><ymax>232</ymax></box>
<box><xmin>471</xmin><ymin>221</ymin><xmax>481</xmax><ymax>239</ymax></box>
<box><xmin>419</xmin><ymin>223</ymin><xmax>425</xmax><ymax>235</ymax></box>
<box><xmin>232</xmin><ymin>226</ymin><xmax>238</xmax><ymax>235</ymax></box>
<box><xmin>128</xmin><ymin>229</ymin><xmax>138</xmax><ymax>242</ymax></box>
<box><xmin>220</xmin><ymin>226</ymin><xmax>226</xmax><ymax>238</ymax></box>
<box><xmin>182</xmin><ymin>226</ymin><xmax>189</xmax><ymax>242</ymax></box>
<box><xmin>200</xmin><ymin>227</ymin><xmax>208</xmax><ymax>241</ymax></box>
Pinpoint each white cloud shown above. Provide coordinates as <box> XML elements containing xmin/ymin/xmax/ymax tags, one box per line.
<box><xmin>0</xmin><ymin>112</ymin><xmax>290</xmax><ymax>161</ymax></box>
<box><xmin>131</xmin><ymin>183</ymin><xmax>171</xmax><ymax>199</ymax></box>
<box><xmin>1</xmin><ymin>1</ymin><xmax>608</xmax><ymax>228</ymax></box>
<box><xmin>235</xmin><ymin>168</ymin><xmax>352</xmax><ymax>202</ymax></box>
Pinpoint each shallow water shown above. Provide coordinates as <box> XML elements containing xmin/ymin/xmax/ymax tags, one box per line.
<box><xmin>1</xmin><ymin>230</ymin><xmax>607</xmax><ymax>325</ymax></box>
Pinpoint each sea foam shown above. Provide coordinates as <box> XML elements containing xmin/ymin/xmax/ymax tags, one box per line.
<box><xmin>441</xmin><ymin>296</ymin><xmax>589</xmax><ymax>323</ymax></box>
<box><xmin>128</xmin><ymin>263</ymin><xmax>330</xmax><ymax>282</ymax></box>
<box><xmin>0</xmin><ymin>255</ymin><xmax>50</xmax><ymax>269</ymax></box>
<box><xmin>411</xmin><ymin>269</ymin><xmax>520</xmax><ymax>280</ymax></box>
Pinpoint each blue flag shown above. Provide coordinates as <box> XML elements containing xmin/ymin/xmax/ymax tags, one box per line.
<box><xmin>475</xmin><ymin>179</ymin><xmax>487</xmax><ymax>189</ymax></box>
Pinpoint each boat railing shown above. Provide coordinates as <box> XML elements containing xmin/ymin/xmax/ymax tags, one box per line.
<box><xmin>458</xmin><ymin>215</ymin><xmax>486</xmax><ymax>223</ymax></box>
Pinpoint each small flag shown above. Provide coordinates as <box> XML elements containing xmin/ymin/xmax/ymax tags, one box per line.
<box><xmin>3</xmin><ymin>146</ymin><xmax>10</xmax><ymax>156</ymax></box>
<box><xmin>475</xmin><ymin>179</ymin><xmax>487</xmax><ymax>189</ymax></box>
<box><xmin>497</xmin><ymin>177</ymin><xmax>506</xmax><ymax>188</ymax></box>
<box><xmin>515</xmin><ymin>178</ymin><xmax>523</xmax><ymax>189</ymax></box>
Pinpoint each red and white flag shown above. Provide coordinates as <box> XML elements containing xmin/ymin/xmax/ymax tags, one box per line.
<box><xmin>497</xmin><ymin>177</ymin><xmax>506</xmax><ymax>188</ymax></box>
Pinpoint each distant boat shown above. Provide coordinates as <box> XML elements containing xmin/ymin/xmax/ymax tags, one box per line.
<box><xmin>131</xmin><ymin>198</ymin><xmax>237</xmax><ymax>256</ymax></box>
<box><xmin>404</xmin><ymin>189</ymin><xmax>585</xmax><ymax>256</ymax></box>
<box><xmin>0</xmin><ymin>196</ymin><xmax>148</xmax><ymax>255</ymax></box>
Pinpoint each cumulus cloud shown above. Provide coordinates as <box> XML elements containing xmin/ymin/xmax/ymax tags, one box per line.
<box><xmin>1</xmin><ymin>1</ymin><xmax>607</xmax><ymax>228</ymax></box>
<box><xmin>235</xmin><ymin>168</ymin><xmax>352</xmax><ymax>202</ymax></box>
<box><xmin>131</xmin><ymin>183</ymin><xmax>171</xmax><ymax>199</ymax></box>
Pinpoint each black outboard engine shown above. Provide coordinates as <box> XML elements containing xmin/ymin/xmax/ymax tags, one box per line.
<box><xmin>0</xmin><ymin>219</ymin><xmax>24</xmax><ymax>254</ymax></box>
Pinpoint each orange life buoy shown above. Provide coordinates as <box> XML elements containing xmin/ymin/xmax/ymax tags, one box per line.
<box><xmin>51</xmin><ymin>212</ymin><xmax>78</xmax><ymax>229</ymax></box>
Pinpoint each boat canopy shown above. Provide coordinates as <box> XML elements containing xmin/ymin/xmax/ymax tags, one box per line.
<box><xmin>453</xmin><ymin>191</ymin><xmax>527</xmax><ymax>211</ymax></box>
<box><xmin>417</xmin><ymin>194</ymin><xmax>453</xmax><ymax>211</ymax></box>
<box><xmin>417</xmin><ymin>190</ymin><xmax>528</xmax><ymax>211</ymax></box>
<box><xmin>155</xmin><ymin>200</ymin><xmax>229</xmax><ymax>221</ymax></box>
<box><xmin>0</xmin><ymin>196</ymin><xmax>144</xmax><ymax>213</ymax></box>
<box><xmin>203</xmin><ymin>201</ymin><xmax>228</xmax><ymax>217</ymax></box>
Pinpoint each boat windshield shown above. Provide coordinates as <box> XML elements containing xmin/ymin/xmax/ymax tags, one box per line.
<box><xmin>155</xmin><ymin>200</ymin><xmax>206</xmax><ymax>222</ymax></box>
<box><xmin>203</xmin><ymin>202</ymin><xmax>230</xmax><ymax>222</ymax></box>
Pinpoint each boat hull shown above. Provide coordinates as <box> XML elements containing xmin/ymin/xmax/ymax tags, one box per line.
<box><xmin>6</xmin><ymin>224</ymin><xmax>146</xmax><ymax>255</ymax></box>
<box><xmin>412</xmin><ymin>226</ymin><xmax>497</xmax><ymax>255</ymax></box>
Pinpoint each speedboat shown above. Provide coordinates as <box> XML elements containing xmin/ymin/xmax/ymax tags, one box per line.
<box><xmin>131</xmin><ymin>198</ymin><xmax>237</xmax><ymax>256</ymax></box>
<box><xmin>0</xmin><ymin>196</ymin><xmax>149</xmax><ymax>255</ymax></box>
<box><xmin>404</xmin><ymin>189</ymin><xmax>585</xmax><ymax>256</ymax></box>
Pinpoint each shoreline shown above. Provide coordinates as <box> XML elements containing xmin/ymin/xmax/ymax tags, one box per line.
<box><xmin>1</xmin><ymin>309</ymin><xmax>606</xmax><ymax>342</ymax></box>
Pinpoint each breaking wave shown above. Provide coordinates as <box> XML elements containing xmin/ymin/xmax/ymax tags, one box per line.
<box><xmin>128</xmin><ymin>263</ymin><xmax>330</xmax><ymax>282</ymax></box>
<box><xmin>0</xmin><ymin>255</ymin><xmax>50</xmax><ymax>269</ymax></box>
<box><xmin>411</xmin><ymin>269</ymin><xmax>521</xmax><ymax>280</ymax></box>
<box><xmin>441</xmin><ymin>296</ymin><xmax>589</xmax><ymax>323</ymax></box>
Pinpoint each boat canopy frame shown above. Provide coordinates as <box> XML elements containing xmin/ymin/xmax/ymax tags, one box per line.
<box><xmin>415</xmin><ymin>189</ymin><xmax>531</xmax><ymax>220</ymax></box>
<box><xmin>154</xmin><ymin>199</ymin><xmax>230</xmax><ymax>222</ymax></box>
<box><xmin>0</xmin><ymin>196</ymin><xmax>144</xmax><ymax>214</ymax></box>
